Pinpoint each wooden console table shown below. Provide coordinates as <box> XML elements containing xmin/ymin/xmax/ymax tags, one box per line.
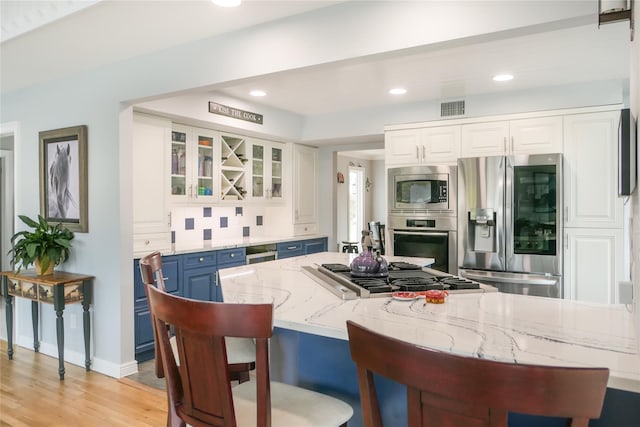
<box><xmin>0</xmin><ymin>270</ymin><xmax>94</xmax><ymax>380</ymax></box>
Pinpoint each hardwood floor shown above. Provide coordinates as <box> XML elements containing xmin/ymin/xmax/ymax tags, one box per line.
<box><xmin>0</xmin><ymin>342</ymin><xmax>168</xmax><ymax>426</ymax></box>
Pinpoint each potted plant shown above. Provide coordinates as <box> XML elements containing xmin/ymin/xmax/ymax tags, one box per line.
<box><xmin>8</xmin><ymin>214</ymin><xmax>74</xmax><ymax>275</ymax></box>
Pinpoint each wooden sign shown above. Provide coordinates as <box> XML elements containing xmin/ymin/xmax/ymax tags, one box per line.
<box><xmin>208</xmin><ymin>102</ymin><xmax>263</xmax><ymax>125</ymax></box>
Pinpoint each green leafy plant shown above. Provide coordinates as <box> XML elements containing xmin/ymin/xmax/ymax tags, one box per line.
<box><xmin>8</xmin><ymin>214</ymin><xmax>74</xmax><ymax>273</ymax></box>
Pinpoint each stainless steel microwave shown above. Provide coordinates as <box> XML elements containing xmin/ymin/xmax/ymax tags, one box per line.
<box><xmin>388</xmin><ymin>165</ymin><xmax>457</xmax><ymax>214</ymax></box>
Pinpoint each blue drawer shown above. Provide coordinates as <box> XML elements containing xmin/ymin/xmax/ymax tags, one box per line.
<box><xmin>183</xmin><ymin>252</ymin><xmax>216</xmax><ymax>269</ymax></box>
<box><xmin>217</xmin><ymin>247</ymin><xmax>246</xmax><ymax>265</ymax></box>
<box><xmin>277</xmin><ymin>241</ymin><xmax>305</xmax><ymax>259</ymax></box>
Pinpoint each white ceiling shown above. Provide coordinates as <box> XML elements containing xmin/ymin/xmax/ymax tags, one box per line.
<box><xmin>212</xmin><ymin>23</ymin><xmax>630</xmax><ymax>115</ymax></box>
<box><xmin>0</xmin><ymin>0</ymin><xmax>632</xmax><ymax>119</ymax></box>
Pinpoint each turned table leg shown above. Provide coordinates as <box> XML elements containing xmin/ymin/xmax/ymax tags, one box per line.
<box><xmin>32</xmin><ymin>301</ymin><xmax>39</xmax><ymax>352</ymax></box>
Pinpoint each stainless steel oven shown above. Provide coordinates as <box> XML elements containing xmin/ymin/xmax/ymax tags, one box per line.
<box><xmin>388</xmin><ymin>216</ymin><xmax>457</xmax><ymax>274</ymax></box>
<box><xmin>246</xmin><ymin>244</ymin><xmax>277</xmax><ymax>264</ymax></box>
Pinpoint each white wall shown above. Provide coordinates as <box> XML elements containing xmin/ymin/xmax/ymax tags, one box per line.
<box><xmin>630</xmin><ymin>2</ymin><xmax>640</xmax><ymax>340</ymax></box>
<box><xmin>0</xmin><ymin>0</ymin><xmax>634</xmax><ymax>376</ymax></box>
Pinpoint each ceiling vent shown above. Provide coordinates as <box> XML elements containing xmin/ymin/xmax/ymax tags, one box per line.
<box><xmin>441</xmin><ymin>100</ymin><xmax>465</xmax><ymax>117</ymax></box>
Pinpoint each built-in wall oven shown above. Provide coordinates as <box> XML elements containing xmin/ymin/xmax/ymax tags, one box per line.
<box><xmin>388</xmin><ymin>165</ymin><xmax>457</xmax><ymax>274</ymax></box>
<box><xmin>389</xmin><ymin>216</ymin><xmax>457</xmax><ymax>273</ymax></box>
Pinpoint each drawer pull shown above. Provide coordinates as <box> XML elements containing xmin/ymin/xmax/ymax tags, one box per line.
<box><xmin>287</xmin><ymin>246</ymin><xmax>297</xmax><ymax>250</ymax></box>
<box><xmin>230</xmin><ymin>253</ymin><xmax>235</xmax><ymax>258</ymax></box>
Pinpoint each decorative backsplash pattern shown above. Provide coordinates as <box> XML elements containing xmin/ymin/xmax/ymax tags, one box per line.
<box><xmin>171</xmin><ymin>205</ymin><xmax>266</xmax><ymax>245</ymax></box>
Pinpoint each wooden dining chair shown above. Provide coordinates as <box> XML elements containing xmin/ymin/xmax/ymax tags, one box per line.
<box><xmin>147</xmin><ymin>284</ymin><xmax>353</xmax><ymax>427</ymax></box>
<box><xmin>139</xmin><ymin>251</ymin><xmax>255</xmax><ymax>383</ymax></box>
<box><xmin>346</xmin><ymin>320</ymin><xmax>609</xmax><ymax>427</ymax></box>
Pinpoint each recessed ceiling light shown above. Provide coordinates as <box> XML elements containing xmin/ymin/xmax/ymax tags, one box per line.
<box><xmin>250</xmin><ymin>90</ymin><xmax>266</xmax><ymax>97</ymax></box>
<box><xmin>212</xmin><ymin>0</ymin><xmax>241</xmax><ymax>7</ymax></box>
<box><xmin>389</xmin><ymin>88</ymin><xmax>407</xmax><ymax>95</ymax></box>
<box><xmin>493</xmin><ymin>74</ymin><xmax>514</xmax><ymax>82</ymax></box>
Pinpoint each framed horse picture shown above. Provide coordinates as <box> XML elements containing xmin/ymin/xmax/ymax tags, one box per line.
<box><xmin>39</xmin><ymin>125</ymin><xmax>88</xmax><ymax>232</ymax></box>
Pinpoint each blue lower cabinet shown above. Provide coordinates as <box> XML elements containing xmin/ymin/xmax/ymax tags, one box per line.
<box><xmin>133</xmin><ymin>254</ymin><xmax>182</xmax><ymax>362</ymax></box>
<box><xmin>277</xmin><ymin>241</ymin><xmax>305</xmax><ymax>259</ymax></box>
<box><xmin>304</xmin><ymin>238</ymin><xmax>327</xmax><ymax>254</ymax></box>
<box><xmin>182</xmin><ymin>252</ymin><xmax>217</xmax><ymax>301</ymax></box>
<box><xmin>134</xmin><ymin>308</ymin><xmax>154</xmax><ymax>360</ymax></box>
<box><xmin>217</xmin><ymin>247</ymin><xmax>246</xmax><ymax>265</ymax></box>
<box><xmin>183</xmin><ymin>266</ymin><xmax>217</xmax><ymax>301</ymax></box>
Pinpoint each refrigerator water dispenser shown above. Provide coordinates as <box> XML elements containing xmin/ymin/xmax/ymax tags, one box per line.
<box><xmin>468</xmin><ymin>208</ymin><xmax>496</xmax><ymax>253</ymax></box>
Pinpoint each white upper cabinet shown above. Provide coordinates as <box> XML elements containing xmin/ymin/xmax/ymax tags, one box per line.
<box><xmin>249</xmin><ymin>139</ymin><xmax>285</xmax><ymax>202</ymax></box>
<box><xmin>170</xmin><ymin>124</ymin><xmax>218</xmax><ymax>204</ymax></box>
<box><xmin>386</xmin><ymin>126</ymin><xmax>460</xmax><ymax>166</ymax></box>
<box><xmin>461</xmin><ymin>121</ymin><xmax>510</xmax><ymax>157</ymax></box>
<box><xmin>385</xmin><ymin>129</ymin><xmax>422</xmax><ymax>165</ymax></box>
<box><xmin>509</xmin><ymin>117</ymin><xmax>563</xmax><ymax>154</ymax></box>
<box><xmin>461</xmin><ymin>117</ymin><xmax>562</xmax><ymax>158</ymax></box>
<box><xmin>423</xmin><ymin>126</ymin><xmax>461</xmax><ymax>164</ymax></box>
<box><xmin>563</xmin><ymin>111</ymin><xmax>622</xmax><ymax>229</ymax></box>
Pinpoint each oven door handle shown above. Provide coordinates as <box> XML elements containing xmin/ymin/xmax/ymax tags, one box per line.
<box><xmin>461</xmin><ymin>272</ymin><xmax>558</xmax><ymax>286</ymax></box>
<box><xmin>393</xmin><ymin>230</ymin><xmax>449</xmax><ymax>237</ymax></box>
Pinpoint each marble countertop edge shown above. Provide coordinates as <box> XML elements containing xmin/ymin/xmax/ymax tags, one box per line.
<box><xmin>219</xmin><ymin>252</ymin><xmax>640</xmax><ymax>393</ymax></box>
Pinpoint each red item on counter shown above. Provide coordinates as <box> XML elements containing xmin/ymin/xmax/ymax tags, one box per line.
<box><xmin>424</xmin><ymin>290</ymin><xmax>448</xmax><ymax>304</ymax></box>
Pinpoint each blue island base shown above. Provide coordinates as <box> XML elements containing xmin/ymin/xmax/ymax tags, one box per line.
<box><xmin>269</xmin><ymin>328</ymin><xmax>640</xmax><ymax>427</ymax></box>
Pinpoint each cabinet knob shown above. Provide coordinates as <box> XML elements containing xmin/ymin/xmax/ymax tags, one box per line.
<box><xmin>230</xmin><ymin>253</ymin><xmax>235</xmax><ymax>258</ymax></box>
<box><xmin>145</xmin><ymin>240</ymin><xmax>150</xmax><ymax>245</ymax></box>
<box><xmin>199</xmin><ymin>257</ymin><xmax>204</xmax><ymax>262</ymax></box>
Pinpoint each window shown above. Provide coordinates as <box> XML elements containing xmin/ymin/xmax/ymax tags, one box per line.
<box><xmin>348</xmin><ymin>167</ymin><xmax>364</xmax><ymax>242</ymax></box>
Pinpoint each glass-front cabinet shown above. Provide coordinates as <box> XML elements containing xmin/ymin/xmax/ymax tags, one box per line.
<box><xmin>250</xmin><ymin>139</ymin><xmax>284</xmax><ymax>201</ymax></box>
<box><xmin>170</xmin><ymin>124</ymin><xmax>217</xmax><ymax>203</ymax></box>
<box><xmin>165</xmin><ymin>124</ymin><xmax>287</xmax><ymax>204</ymax></box>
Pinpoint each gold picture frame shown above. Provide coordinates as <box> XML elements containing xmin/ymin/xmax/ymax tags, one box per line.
<box><xmin>39</xmin><ymin>125</ymin><xmax>88</xmax><ymax>232</ymax></box>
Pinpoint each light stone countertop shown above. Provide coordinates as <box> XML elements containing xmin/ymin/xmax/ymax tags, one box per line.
<box><xmin>137</xmin><ymin>234</ymin><xmax>328</xmax><ymax>258</ymax></box>
<box><xmin>218</xmin><ymin>252</ymin><xmax>640</xmax><ymax>393</ymax></box>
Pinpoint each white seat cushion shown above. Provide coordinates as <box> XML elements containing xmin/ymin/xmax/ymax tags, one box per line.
<box><xmin>232</xmin><ymin>380</ymin><xmax>353</xmax><ymax>426</ymax></box>
<box><xmin>168</xmin><ymin>336</ymin><xmax>255</xmax><ymax>366</ymax></box>
<box><xmin>225</xmin><ymin>337</ymin><xmax>256</xmax><ymax>364</ymax></box>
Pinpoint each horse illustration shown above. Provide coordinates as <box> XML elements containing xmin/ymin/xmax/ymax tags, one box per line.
<box><xmin>48</xmin><ymin>143</ymin><xmax>75</xmax><ymax>218</ymax></box>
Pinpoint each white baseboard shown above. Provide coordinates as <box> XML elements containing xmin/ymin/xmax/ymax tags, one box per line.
<box><xmin>13</xmin><ymin>334</ymin><xmax>140</xmax><ymax>379</ymax></box>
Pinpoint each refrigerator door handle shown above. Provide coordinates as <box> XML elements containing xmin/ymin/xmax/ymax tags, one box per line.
<box><xmin>462</xmin><ymin>272</ymin><xmax>558</xmax><ymax>286</ymax></box>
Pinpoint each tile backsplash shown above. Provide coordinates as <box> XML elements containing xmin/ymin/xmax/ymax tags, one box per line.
<box><xmin>171</xmin><ymin>205</ymin><xmax>267</xmax><ymax>245</ymax></box>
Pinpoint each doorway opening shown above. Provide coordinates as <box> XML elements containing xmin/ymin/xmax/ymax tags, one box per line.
<box><xmin>0</xmin><ymin>126</ymin><xmax>15</xmax><ymax>272</ymax></box>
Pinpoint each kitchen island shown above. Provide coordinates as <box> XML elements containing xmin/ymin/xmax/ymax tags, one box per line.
<box><xmin>218</xmin><ymin>252</ymin><xmax>640</xmax><ymax>426</ymax></box>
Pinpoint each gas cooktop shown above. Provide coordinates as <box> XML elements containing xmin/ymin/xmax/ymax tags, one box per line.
<box><xmin>302</xmin><ymin>261</ymin><xmax>482</xmax><ymax>299</ymax></box>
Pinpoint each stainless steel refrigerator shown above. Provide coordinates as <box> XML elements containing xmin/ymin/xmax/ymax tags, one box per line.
<box><xmin>457</xmin><ymin>154</ymin><xmax>563</xmax><ymax>297</ymax></box>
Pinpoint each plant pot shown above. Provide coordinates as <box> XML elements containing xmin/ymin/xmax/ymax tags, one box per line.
<box><xmin>34</xmin><ymin>258</ymin><xmax>54</xmax><ymax>276</ymax></box>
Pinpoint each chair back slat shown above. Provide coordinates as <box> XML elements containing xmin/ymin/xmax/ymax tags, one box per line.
<box><xmin>139</xmin><ymin>251</ymin><xmax>166</xmax><ymax>291</ymax></box>
<box><xmin>139</xmin><ymin>251</ymin><xmax>169</xmax><ymax>379</ymax></box>
<box><xmin>148</xmin><ymin>285</ymin><xmax>274</xmax><ymax>427</ymax></box>
<box><xmin>346</xmin><ymin>320</ymin><xmax>609</xmax><ymax>427</ymax></box>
